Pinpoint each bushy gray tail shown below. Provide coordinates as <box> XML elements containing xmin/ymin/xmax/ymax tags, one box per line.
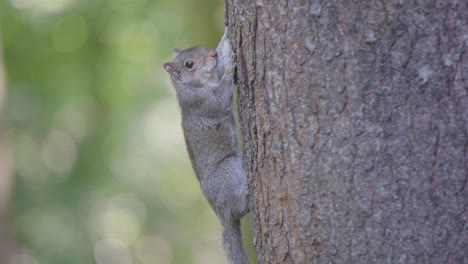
<box><xmin>222</xmin><ymin>219</ymin><xmax>249</xmax><ymax>264</ymax></box>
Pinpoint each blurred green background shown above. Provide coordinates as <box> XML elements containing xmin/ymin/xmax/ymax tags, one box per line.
<box><xmin>0</xmin><ymin>0</ymin><xmax>254</xmax><ymax>263</ymax></box>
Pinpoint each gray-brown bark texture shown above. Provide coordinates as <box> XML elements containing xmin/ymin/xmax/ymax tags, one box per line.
<box><xmin>226</xmin><ymin>0</ymin><xmax>468</xmax><ymax>263</ymax></box>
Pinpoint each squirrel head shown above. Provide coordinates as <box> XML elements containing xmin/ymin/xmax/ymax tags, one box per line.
<box><xmin>163</xmin><ymin>46</ymin><xmax>218</xmax><ymax>88</ymax></box>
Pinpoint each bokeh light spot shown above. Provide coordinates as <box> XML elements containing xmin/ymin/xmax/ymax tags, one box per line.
<box><xmin>134</xmin><ymin>235</ymin><xmax>172</xmax><ymax>264</ymax></box>
<box><xmin>142</xmin><ymin>99</ymin><xmax>184</xmax><ymax>159</ymax></box>
<box><xmin>108</xmin><ymin>193</ymin><xmax>147</xmax><ymax>225</ymax></box>
<box><xmin>94</xmin><ymin>239</ymin><xmax>133</xmax><ymax>264</ymax></box>
<box><xmin>10</xmin><ymin>0</ymin><xmax>75</xmax><ymax>14</ymax></box>
<box><xmin>15</xmin><ymin>133</ymin><xmax>49</xmax><ymax>189</ymax></box>
<box><xmin>55</xmin><ymin>98</ymin><xmax>93</xmax><ymax>142</ymax></box>
<box><xmin>90</xmin><ymin>194</ymin><xmax>145</xmax><ymax>245</ymax></box>
<box><xmin>193</xmin><ymin>232</ymin><xmax>226</xmax><ymax>264</ymax></box>
<box><xmin>41</xmin><ymin>129</ymin><xmax>77</xmax><ymax>174</ymax></box>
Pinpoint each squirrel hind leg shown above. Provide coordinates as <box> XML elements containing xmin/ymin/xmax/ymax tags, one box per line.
<box><xmin>233</xmin><ymin>185</ymin><xmax>249</xmax><ymax>218</ymax></box>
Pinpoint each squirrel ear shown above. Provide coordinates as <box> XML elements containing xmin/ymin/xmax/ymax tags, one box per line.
<box><xmin>174</xmin><ymin>48</ymin><xmax>183</xmax><ymax>53</ymax></box>
<box><xmin>163</xmin><ymin>62</ymin><xmax>176</xmax><ymax>75</ymax></box>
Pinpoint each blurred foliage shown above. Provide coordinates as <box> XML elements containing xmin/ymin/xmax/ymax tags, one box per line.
<box><xmin>0</xmin><ymin>0</ymin><xmax>254</xmax><ymax>263</ymax></box>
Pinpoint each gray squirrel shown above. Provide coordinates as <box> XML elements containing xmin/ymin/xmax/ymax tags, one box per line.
<box><xmin>163</xmin><ymin>29</ymin><xmax>249</xmax><ymax>264</ymax></box>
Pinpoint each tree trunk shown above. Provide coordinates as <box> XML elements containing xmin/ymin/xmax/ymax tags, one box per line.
<box><xmin>226</xmin><ymin>0</ymin><xmax>467</xmax><ymax>263</ymax></box>
<box><xmin>0</xmin><ymin>29</ymin><xmax>15</xmax><ymax>264</ymax></box>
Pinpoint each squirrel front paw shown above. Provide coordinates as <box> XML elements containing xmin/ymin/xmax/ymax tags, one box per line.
<box><xmin>219</xmin><ymin>39</ymin><xmax>233</xmax><ymax>64</ymax></box>
<box><xmin>217</xmin><ymin>28</ymin><xmax>235</xmax><ymax>80</ymax></box>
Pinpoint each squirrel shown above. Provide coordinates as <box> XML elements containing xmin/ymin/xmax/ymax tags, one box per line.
<box><xmin>163</xmin><ymin>29</ymin><xmax>249</xmax><ymax>264</ymax></box>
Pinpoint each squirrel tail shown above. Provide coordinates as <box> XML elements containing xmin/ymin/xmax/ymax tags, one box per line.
<box><xmin>222</xmin><ymin>218</ymin><xmax>249</xmax><ymax>264</ymax></box>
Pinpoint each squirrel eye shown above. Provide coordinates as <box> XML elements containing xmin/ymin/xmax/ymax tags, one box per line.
<box><xmin>185</xmin><ymin>61</ymin><xmax>194</xmax><ymax>69</ymax></box>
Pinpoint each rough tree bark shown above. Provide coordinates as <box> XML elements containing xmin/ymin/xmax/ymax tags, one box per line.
<box><xmin>0</xmin><ymin>29</ymin><xmax>14</xmax><ymax>264</ymax></box>
<box><xmin>226</xmin><ymin>0</ymin><xmax>467</xmax><ymax>263</ymax></box>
